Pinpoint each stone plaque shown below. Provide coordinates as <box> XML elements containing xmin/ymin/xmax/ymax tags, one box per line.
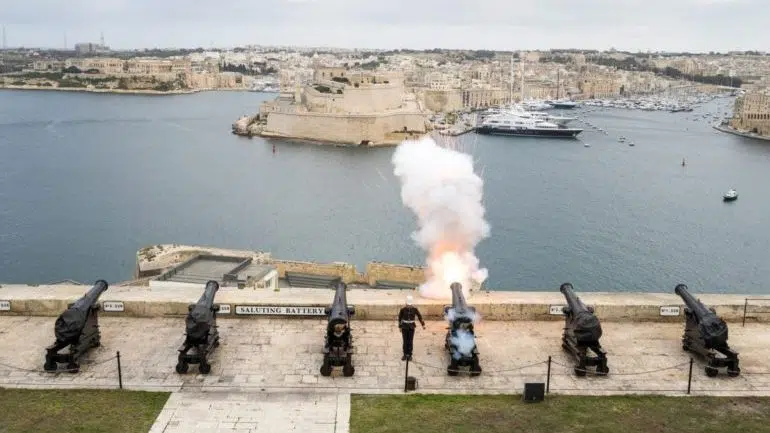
<box><xmin>660</xmin><ymin>306</ymin><xmax>681</xmax><ymax>316</ymax></box>
<box><xmin>103</xmin><ymin>301</ymin><xmax>125</xmax><ymax>312</ymax></box>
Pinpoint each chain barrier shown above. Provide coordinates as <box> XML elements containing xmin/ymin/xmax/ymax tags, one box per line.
<box><xmin>0</xmin><ymin>354</ymin><xmax>118</xmax><ymax>374</ymax></box>
<box><xmin>408</xmin><ymin>359</ymin><xmax>547</xmax><ymax>375</ymax></box>
<box><xmin>3</xmin><ymin>352</ymin><xmax>770</xmax><ymax>395</ymax></box>
<box><xmin>549</xmin><ymin>358</ymin><xmax>692</xmax><ymax>377</ymax></box>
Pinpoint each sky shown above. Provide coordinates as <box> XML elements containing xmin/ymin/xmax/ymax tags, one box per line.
<box><xmin>2</xmin><ymin>0</ymin><xmax>768</xmax><ymax>53</ymax></box>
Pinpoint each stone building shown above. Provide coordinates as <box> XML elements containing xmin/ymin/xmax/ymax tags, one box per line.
<box><xmin>422</xmin><ymin>88</ymin><xmax>510</xmax><ymax>113</ymax></box>
<box><xmin>64</xmin><ymin>58</ymin><xmax>125</xmax><ymax>74</ymax></box>
<box><xmin>730</xmin><ymin>91</ymin><xmax>770</xmax><ymax>136</ymax></box>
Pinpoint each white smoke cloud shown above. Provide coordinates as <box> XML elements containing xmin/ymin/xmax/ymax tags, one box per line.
<box><xmin>450</xmin><ymin>328</ymin><xmax>476</xmax><ymax>359</ymax></box>
<box><xmin>392</xmin><ymin>136</ymin><xmax>490</xmax><ymax>300</ymax></box>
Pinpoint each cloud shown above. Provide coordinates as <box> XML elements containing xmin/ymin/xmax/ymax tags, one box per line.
<box><xmin>1</xmin><ymin>0</ymin><xmax>767</xmax><ymax>52</ymax></box>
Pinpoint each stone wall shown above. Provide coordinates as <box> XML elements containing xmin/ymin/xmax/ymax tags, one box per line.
<box><xmin>2</xmin><ymin>284</ymin><xmax>769</xmax><ymax>323</ymax></box>
<box><xmin>263</xmin><ymin>111</ymin><xmax>427</xmax><ymax>145</ymax></box>
<box><xmin>272</xmin><ymin>260</ymin><xmax>362</xmax><ymax>284</ymax></box>
<box><xmin>365</xmin><ymin>262</ymin><xmax>425</xmax><ymax>286</ymax></box>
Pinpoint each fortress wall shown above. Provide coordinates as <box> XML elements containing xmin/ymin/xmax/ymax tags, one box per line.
<box><xmin>365</xmin><ymin>262</ymin><xmax>426</xmax><ymax>286</ymax></box>
<box><xmin>1</xmin><ymin>284</ymin><xmax>768</xmax><ymax>323</ymax></box>
<box><xmin>264</xmin><ymin>111</ymin><xmax>426</xmax><ymax>145</ymax></box>
<box><xmin>271</xmin><ymin>259</ymin><xmax>361</xmax><ymax>283</ymax></box>
<box><xmin>341</xmin><ymin>85</ymin><xmax>404</xmax><ymax>113</ymax></box>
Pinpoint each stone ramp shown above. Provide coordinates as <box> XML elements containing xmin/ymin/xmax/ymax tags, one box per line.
<box><xmin>1</xmin><ymin>317</ymin><xmax>770</xmax><ymax>396</ymax></box>
<box><xmin>149</xmin><ymin>391</ymin><xmax>349</xmax><ymax>433</ymax></box>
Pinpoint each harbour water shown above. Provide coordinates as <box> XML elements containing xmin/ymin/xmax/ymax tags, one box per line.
<box><xmin>1</xmin><ymin>89</ymin><xmax>769</xmax><ymax>293</ymax></box>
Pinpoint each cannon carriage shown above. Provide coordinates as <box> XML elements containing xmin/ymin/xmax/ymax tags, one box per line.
<box><xmin>176</xmin><ymin>280</ymin><xmax>221</xmax><ymax>374</ymax></box>
<box><xmin>559</xmin><ymin>283</ymin><xmax>609</xmax><ymax>376</ymax></box>
<box><xmin>675</xmin><ymin>284</ymin><xmax>740</xmax><ymax>377</ymax></box>
<box><xmin>44</xmin><ymin>280</ymin><xmax>109</xmax><ymax>373</ymax></box>
<box><xmin>320</xmin><ymin>280</ymin><xmax>355</xmax><ymax>377</ymax></box>
<box><xmin>444</xmin><ymin>282</ymin><xmax>482</xmax><ymax>377</ymax></box>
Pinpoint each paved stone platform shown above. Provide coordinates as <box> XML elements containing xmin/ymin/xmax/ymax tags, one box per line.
<box><xmin>148</xmin><ymin>391</ymin><xmax>349</xmax><ymax>433</ymax></box>
<box><xmin>1</xmin><ymin>316</ymin><xmax>770</xmax><ymax>396</ymax></box>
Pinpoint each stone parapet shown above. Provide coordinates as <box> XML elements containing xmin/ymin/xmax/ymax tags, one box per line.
<box><xmin>0</xmin><ymin>284</ymin><xmax>768</xmax><ymax>323</ymax></box>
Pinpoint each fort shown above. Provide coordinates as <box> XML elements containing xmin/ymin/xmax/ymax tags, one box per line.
<box><xmin>238</xmin><ymin>67</ymin><xmax>431</xmax><ymax>145</ymax></box>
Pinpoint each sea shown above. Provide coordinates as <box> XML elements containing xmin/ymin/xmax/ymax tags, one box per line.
<box><xmin>1</xmin><ymin>89</ymin><xmax>769</xmax><ymax>294</ymax></box>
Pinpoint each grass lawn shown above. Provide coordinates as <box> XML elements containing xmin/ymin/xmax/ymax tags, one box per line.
<box><xmin>0</xmin><ymin>388</ymin><xmax>170</xmax><ymax>433</ymax></box>
<box><xmin>351</xmin><ymin>394</ymin><xmax>770</xmax><ymax>433</ymax></box>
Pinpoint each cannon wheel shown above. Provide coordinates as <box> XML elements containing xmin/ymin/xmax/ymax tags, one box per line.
<box><xmin>447</xmin><ymin>360</ymin><xmax>459</xmax><ymax>377</ymax></box>
<box><xmin>199</xmin><ymin>362</ymin><xmax>212</xmax><ymax>375</ymax></box>
<box><xmin>43</xmin><ymin>358</ymin><xmax>57</xmax><ymax>372</ymax></box>
<box><xmin>175</xmin><ymin>361</ymin><xmax>189</xmax><ymax>374</ymax></box>
<box><xmin>705</xmin><ymin>366</ymin><xmax>719</xmax><ymax>377</ymax></box>
<box><xmin>320</xmin><ymin>357</ymin><xmax>332</xmax><ymax>377</ymax></box>
<box><xmin>727</xmin><ymin>368</ymin><xmax>741</xmax><ymax>377</ymax></box>
<box><xmin>574</xmin><ymin>365</ymin><xmax>587</xmax><ymax>377</ymax></box>
<box><xmin>470</xmin><ymin>358</ymin><xmax>482</xmax><ymax>377</ymax></box>
<box><xmin>343</xmin><ymin>358</ymin><xmax>355</xmax><ymax>377</ymax></box>
<box><xmin>67</xmin><ymin>362</ymin><xmax>80</xmax><ymax>374</ymax></box>
<box><xmin>596</xmin><ymin>364</ymin><xmax>610</xmax><ymax>375</ymax></box>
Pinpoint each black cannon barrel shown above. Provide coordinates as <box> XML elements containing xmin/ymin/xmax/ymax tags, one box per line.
<box><xmin>197</xmin><ymin>280</ymin><xmax>219</xmax><ymax>307</ymax></box>
<box><xmin>185</xmin><ymin>281</ymin><xmax>219</xmax><ymax>343</ymax></box>
<box><xmin>54</xmin><ymin>280</ymin><xmax>109</xmax><ymax>343</ymax></box>
<box><xmin>675</xmin><ymin>284</ymin><xmax>712</xmax><ymax>319</ymax></box>
<box><xmin>560</xmin><ymin>283</ymin><xmax>587</xmax><ymax>312</ymax></box>
<box><xmin>328</xmin><ymin>281</ymin><xmax>349</xmax><ymax>324</ymax></box>
<box><xmin>72</xmin><ymin>280</ymin><xmax>109</xmax><ymax>312</ymax></box>
<box><xmin>450</xmin><ymin>282</ymin><xmax>469</xmax><ymax>314</ymax></box>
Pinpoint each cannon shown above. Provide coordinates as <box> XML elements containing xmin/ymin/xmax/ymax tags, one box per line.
<box><xmin>675</xmin><ymin>284</ymin><xmax>740</xmax><ymax>377</ymax></box>
<box><xmin>559</xmin><ymin>283</ymin><xmax>609</xmax><ymax>376</ymax></box>
<box><xmin>176</xmin><ymin>280</ymin><xmax>221</xmax><ymax>374</ymax></box>
<box><xmin>443</xmin><ymin>282</ymin><xmax>481</xmax><ymax>376</ymax></box>
<box><xmin>320</xmin><ymin>280</ymin><xmax>355</xmax><ymax>377</ymax></box>
<box><xmin>44</xmin><ymin>280</ymin><xmax>109</xmax><ymax>373</ymax></box>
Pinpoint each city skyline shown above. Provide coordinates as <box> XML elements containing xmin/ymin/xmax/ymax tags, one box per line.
<box><xmin>2</xmin><ymin>0</ymin><xmax>769</xmax><ymax>53</ymax></box>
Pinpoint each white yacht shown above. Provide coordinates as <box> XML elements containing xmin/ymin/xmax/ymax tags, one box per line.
<box><xmin>476</xmin><ymin>113</ymin><xmax>582</xmax><ymax>138</ymax></box>
<box><xmin>521</xmin><ymin>100</ymin><xmax>554</xmax><ymax>111</ymax></box>
<box><xmin>486</xmin><ymin>105</ymin><xmax>575</xmax><ymax>126</ymax></box>
<box><xmin>549</xmin><ymin>99</ymin><xmax>579</xmax><ymax>109</ymax></box>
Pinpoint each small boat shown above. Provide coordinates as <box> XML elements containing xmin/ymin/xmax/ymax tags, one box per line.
<box><xmin>723</xmin><ymin>189</ymin><xmax>738</xmax><ymax>202</ymax></box>
<box><xmin>619</xmin><ymin>136</ymin><xmax>626</xmax><ymax>142</ymax></box>
<box><xmin>628</xmin><ymin>141</ymin><xmax>635</xmax><ymax>146</ymax></box>
<box><xmin>584</xmin><ymin>143</ymin><xmax>591</xmax><ymax>147</ymax></box>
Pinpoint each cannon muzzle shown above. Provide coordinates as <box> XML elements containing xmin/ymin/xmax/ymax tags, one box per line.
<box><xmin>54</xmin><ymin>280</ymin><xmax>109</xmax><ymax>343</ymax></box>
<box><xmin>327</xmin><ymin>280</ymin><xmax>353</xmax><ymax>324</ymax></box>
<box><xmin>675</xmin><ymin>284</ymin><xmax>712</xmax><ymax>319</ymax></box>
<box><xmin>560</xmin><ymin>283</ymin><xmax>588</xmax><ymax>313</ymax></box>
<box><xmin>450</xmin><ymin>282</ymin><xmax>469</xmax><ymax>313</ymax></box>
<box><xmin>197</xmin><ymin>280</ymin><xmax>219</xmax><ymax>308</ymax></box>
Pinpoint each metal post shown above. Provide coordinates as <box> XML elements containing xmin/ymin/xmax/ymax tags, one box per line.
<box><xmin>687</xmin><ymin>357</ymin><xmax>693</xmax><ymax>395</ymax></box>
<box><xmin>117</xmin><ymin>351</ymin><xmax>123</xmax><ymax>390</ymax></box>
<box><xmin>403</xmin><ymin>358</ymin><xmax>409</xmax><ymax>393</ymax></box>
<box><xmin>546</xmin><ymin>356</ymin><xmax>552</xmax><ymax>394</ymax></box>
<box><xmin>743</xmin><ymin>298</ymin><xmax>748</xmax><ymax>327</ymax></box>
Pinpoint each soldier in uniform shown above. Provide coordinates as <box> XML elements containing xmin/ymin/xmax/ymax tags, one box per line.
<box><xmin>398</xmin><ymin>295</ymin><xmax>425</xmax><ymax>361</ymax></box>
